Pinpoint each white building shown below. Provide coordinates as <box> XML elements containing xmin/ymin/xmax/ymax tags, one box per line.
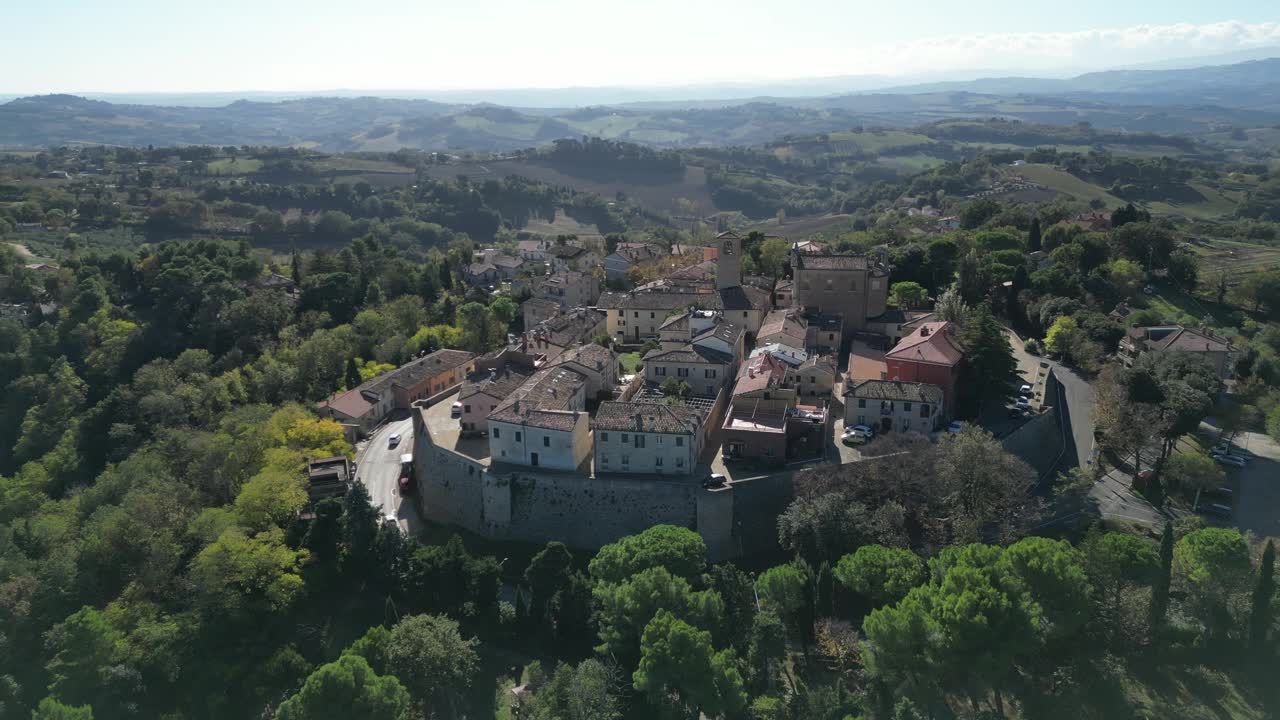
<box><xmin>487</xmin><ymin>366</ymin><xmax>591</xmax><ymax>470</ymax></box>
<box><xmin>593</xmin><ymin>401</ymin><xmax>704</xmax><ymax>476</ymax></box>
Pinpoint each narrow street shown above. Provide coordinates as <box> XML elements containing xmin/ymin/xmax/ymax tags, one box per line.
<box><xmin>354</xmin><ymin>414</ymin><xmax>419</xmax><ymax>534</ymax></box>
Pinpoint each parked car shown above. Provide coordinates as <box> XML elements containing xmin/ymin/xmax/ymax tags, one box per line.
<box><xmin>450</xmin><ymin>401</ymin><xmax>463</xmax><ymax>418</ymax></box>
<box><xmin>1213</xmin><ymin>453</ymin><xmax>1246</xmax><ymax>468</ymax></box>
<box><xmin>1014</xmin><ymin>397</ymin><xmax>1031</xmax><ymax>410</ymax></box>
<box><xmin>1204</xmin><ymin>485</ymin><xmax>1233</xmax><ymax>499</ymax></box>
<box><xmin>946</xmin><ymin>421</ymin><xmax>964</xmax><ymax>434</ymax></box>
<box><xmin>382</xmin><ymin>513</ymin><xmax>399</xmax><ymax>530</ymax></box>
<box><xmin>388</xmin><ymin>433</ymin><xmax>401</xmax><ymax>448</ymax></box>
<box><xmin>1197</xmin><ymin>502</ymin><xmax>1232</xmax><ymax>518</ymax></box>
<box><xmin>841</xmin><ymin>427</ymin><xmax>868</xmax><ymax>445</ymax></box>
<box><xmin>1009</xmin><ymin>406</ymin><xmax>1027</xmax><ymax>418</ymax></box>
<box><xmin>1018</xmin><ymin>384</ymin><xmax>1033</xmax><ymax>396</ymax></box>
<box><xmin>701</xmin><ymin>473</ymin><xmax>727</xmax><ymax>489</ymax></box>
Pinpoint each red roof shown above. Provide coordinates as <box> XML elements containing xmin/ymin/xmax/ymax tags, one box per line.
<box><xmin>885</xmin><ymin>321</ymin><xmax>963</xmax><ymax>366</ymax></box>
<box><xmin>319</xmin><ymin>387</ymin><xmax>373</xmax><ymax>420</ymax></box>
<box><xmin>732</xmin><ymin>353</ymin><xmax>788</xmax><ymax>396</ymax></box>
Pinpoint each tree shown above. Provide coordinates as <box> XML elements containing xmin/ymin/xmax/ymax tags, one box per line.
<box><xmin>341</xmin><ymin>480</ymin><xmax>379</xmax><ymax>570</ymax></box>
<box><xmin>43</xmin><ymin>607</ymin><xmax>123</xmax><ymax>709</ymax></box>
<box><xmin>593</xmin><ymin>566</ymin><xmax>724</xmax><ymax>665</ymax></box>
<box><xmin>957</xmin><ymin>303</ymin><xmax>1018</xmax><ymax>414</ymax></box>
<box><xmin>936</xmin><ymin>426</ymin><xmax>1039</xmax><ymax>543</ymax></box>
<box><xmin>1111</xmin><ymin>202</ymin><xmax>1151</xmax><ymax>228</ymax></box>
<box><xmin>32</xmin><ymin>698</ymin><xmax>94</xmax><ymax>720</ymax></box>
<box><xmin>344</xmin><ymin>357</ymin><xmax>362</xmax><ymax>390</ymax></box>
<box><xmin>1027</xmin><ymin>216</ymin><xmax>1042</xmax><ymax>253</ymax></box>
<box><xmin>632</xmin><ymin>610</ymin><xmax>747</xmax><ymax>718</ymax></box>
<box><xmin>755</xmin><ymin>563</ymin><xmax>809</xmax><ymax>631</ymax></box>
<box><xmin>525</xmin><ymin>541</ymin><xmax>575</xmax><ymax>630</ymax></box>
<box><xmin>890</xmin><ymin>282</ymin><xmax>928</xmax><ymax>310</ymax></box>
<box><xmin>456</xmin><ymin>302</ymin><xmax>498</xmax><ymax>353</ymax></box>
<box><xmin>385</xmin><ymin>614</ymin><xmax>479</xmax><ymax>716</ymax></box>
<box><xmin>757</xmin><ymin>238</ymin><xmax>791</xmax><ymax>280</ymax></box>
<box><xmin>1174</xmin><ymin>528</ymin><xmax>1251</xmax><ymax>641</ymax></box>
<box><xmin>1106</xmin><ymin>258</ymin><xmax>1144</xmax><ymax>295</ymax></box>
<box><xmin>190</xmin><ymin>527</ymin><xmax>308</xmax><ymax>614</ymax></box>
<box><xmin>1250</xmin><ymin>540</ymin><xmax>1275</xmax><ymax>651</ymax></box>
<box><xmin>523</xmin><ymin>659</ymin><xmax>622</xmax><ymax>720</ymax></box>
<box><xmin>935</xmin><ymin>286</ymin><xmax>968</xmax><ymax>324</ymax></box>
<box><xmin>275</xmin><ymin>655</ymin><xmax>409</xmax><ymax>720</ymax></box>
<box><xmin>659</xmin><ymin>376</ymin><xmax>691</xmax><ymax>398</ymax></box>
<box><xmin>1044</xmin><ymin>315</ymin><xmax>1079</xmax><ymax>358</ymax></box>
<box><xmin>234</xmin><ymin>468</ymin><xmax>309</xmax><ymax>531</ymax></box>
<box><xmin>1082</xmin><ymin>532</ymin><xmax>1158</xmax><ymax>639</ymax></box>
<box><xmin>589</xmin><ymin>524</ymin><xmax>706</xmax><ymax>584</ymax></box>
<box><xmin>834</xmin><ymin>545</ymin><xmax>925</xmax><ymax>607</ymax></box>
<box><xmin>1150</xmin><ymin>521</ymin><xmax>1174</xmax><ymax>635</ymax></box>
<box><xmin>1162</xmin><ymin>453</ymin><xmax>1224</xmax><ymax>498</ymax></box>
<box><xmin>747</xmin><ymin>612</ymin><xmax>788</xmax><ymax>694</ymax></box>
<box><xmin>1241</xmin><ymin>271</ymin><xmax>1280</xmax><ymax>315</ymax></box>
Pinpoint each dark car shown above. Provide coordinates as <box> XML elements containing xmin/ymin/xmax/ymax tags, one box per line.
<box><xmin>701</xmin><ymin>473</ymin><xmax>726</xmax><ymax>489</ymax></box>
<box><xmin>1197</xmin><ymin>502</ymin><xmax>1232</xmax><ymax>519</ymax></box>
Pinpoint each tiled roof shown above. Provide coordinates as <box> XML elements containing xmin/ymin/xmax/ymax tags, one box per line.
<box><xmin>1148</xmin><ymin>326</ymin><xmax>1232</xmax><ymax>354</ymax></box>
<box><xmin>793</xmin><ymin>253</ymin><xmax>871</xmax><ymax>271</ymax></box>
<box><xmin>532</xmin><ymin>307</ymin><xmax>605</xmax><ymax>348</ymax></box>
<box><xmin>364</xmin><ymin>349</ymin><xmax>476</xmax><ymax>397</ymax></box>
<box><xmin>644</xmin><ymin>345</ymin><xmax>733</xmax><ymax>365</ymax></box>
<box><xmin>459</xmin><ymin>367</ymin><xmax>533</xmax><ymax>402</ymax></box>
<box><xmin>800</xmin><ymin>353</ymin><xmax>838</xmax><ymax>374</ymax></box>
<box><xmin>552</xmin><ymin>342</ymin><xmax>617</xmax><ymax>373</ymax></box>
<box><xmin>620</xmin><ymin>290</ymin><xmax>719</xmax><ymax>311</ymax></box>
<box><xmin>668</xmin><ymin>261</ymin><xmax>715</xmax><ymax>280</ymax></box>
<box><xmin>885</xmin><ymin>322</ymin><xmax>963</xmax><ymax>366</ymax></box>
<box><xmin>659</xmin><ymin>312</ymin><xmax>690</xmax><ymax>332</ymax></box>
<box><xmin>595</xmin><ymin>291</ymin><xmax>628</xmax><ymax>309</ymax></box>
<box><xmin>845</xmin><ymin>379</ymin><xmax>944</xmax><ymax>405</ymax></box>
<box><xmin>848</xmin><ymin>340</ymin><xmax>888</xmax><ymax>380</ymax></box>
<box><xmin>758</xmin><ymin>309</ymin><xmax>806</xmax><ymax>342</ymax></box>
<box><xmin>522</xmin><ymin>297</ymin><xmax>560</xmax><ymax>311</ymax></box>
<box><xmin>319</xmin><ymin>387</ymin><xmax>374</xmax><ymax>419</ymax></box>
<box><xmin>592</xmin><ymin>401</ymin><xmax>702</xmax><ymax>434</ymax></box>
<box><xmin>548</xmin><ymin>244</ymin><xmax>588</xmax><ymax>259</ymax></box>
<box><xmin>489</xmin><ymin>366</ymin><xmax>586</xmax><ymax>429</ymax></box>
<box><xmin>491</xmin><ymin>254</ymin><xmax>524</xmax><ymax>268</ymax></box>
<box><xmin>467</xmin><ymin>262</ymin><xmax>496</xmax><ymax>275</ymax></box>
<box><xmin>693</xmin><ymin>319</ymin><xmax>743</xmax><ymax>348</ymax></box>
<box><xmin>733</xmin><ymin>353</ymin><xmax>788</xmax><ymax>395</ymax></box>
<box><xmin>719</xmin><ymin>284</ymin><xmax>770</xmax><ymax>311</ymax></box>
<box><xmin>751</xmin><ymin>343</ymin><xmax>808</xmax><ymax>367</ymax></box>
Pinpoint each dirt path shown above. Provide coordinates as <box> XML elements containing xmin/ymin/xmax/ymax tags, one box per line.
<box><xmin>5</xmin><ymin>242</ymin><xmax>34</xmax><ymax>258</ymax></box>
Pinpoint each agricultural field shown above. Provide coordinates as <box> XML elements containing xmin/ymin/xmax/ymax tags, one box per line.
<box><xmin>522</xmin><ymin>211</ymin><xmax>603</xmax><ymax>241</ymax></box>
<box><xmin>1008</xmin><ymin>163</ymin><xmax>1126</xmax><ymax>208</ymax></box>
<box><xmin>1145</xmin><ymin>181</ymin><xmax>1239</xmax><ymax>220</ymax></box>
<box><xmin>205</xmin><ymin>157</ymin><xmax>263</xmax><ymax>175</ymax></box>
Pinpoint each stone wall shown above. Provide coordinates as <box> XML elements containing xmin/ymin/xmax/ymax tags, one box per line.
<box><xmin>1000</xmin><ymin>368</ymin><xmax>1066</xmax><ymax>479</ymax></box>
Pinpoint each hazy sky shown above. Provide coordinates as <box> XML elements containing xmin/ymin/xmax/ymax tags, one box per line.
<box><xmin>5</xmin><ymin>1</ymin><xmax>1280</xmax><ymax>93</ymax></box>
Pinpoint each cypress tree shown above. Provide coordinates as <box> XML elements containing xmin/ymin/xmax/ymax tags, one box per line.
<box><xmin>1028</xmin><ymin>216</ymin><xmax>1042</xmax><ymax>253</ymax></box>
<box><xmin>290</xmin><ymin>245</ymin><xmax>303</xmax><ymax>285</ymax></box>
<box><xmin>345</xmin><ymin>357</ymin><xmax>362</xmax><ymax>390</ymax></box>
<box><xmin>1150</xmin><ymin>520</ymin><xmax>1173</xmax><ymax>637</ymax></box>
<box><xmin>1250</xmin><ymin>539</ymin><xmax>1275</xmax><ymax>651</ymax></box>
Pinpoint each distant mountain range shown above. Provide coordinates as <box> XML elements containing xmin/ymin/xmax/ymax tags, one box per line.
<box><xmin>3</xmin><ymin>57</ymin><xmax>1280</xmax><ymax>152</ymax></box>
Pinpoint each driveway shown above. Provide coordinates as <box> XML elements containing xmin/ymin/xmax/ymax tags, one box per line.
<box><xmin>355</xmin><ymin>413</ymin><xmax>420</xmax><ymax>535</ymax></box>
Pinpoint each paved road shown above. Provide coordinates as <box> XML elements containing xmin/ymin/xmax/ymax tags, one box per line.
<box><xmin>355</xmin><ymin>415</ymin><xmax>419</xmax><ymax>535</ymax></box>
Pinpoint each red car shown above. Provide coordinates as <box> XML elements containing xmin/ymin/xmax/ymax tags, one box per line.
<box><xmin>399</xmin><ymin>474</ymin><xmax>412</xmax><ymax>495</ymax></box>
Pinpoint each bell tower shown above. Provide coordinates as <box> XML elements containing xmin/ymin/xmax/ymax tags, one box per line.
<box><xmin>715</xmin><ymin>231</ymin><xmax>741</xmax><ymax>290</ymax></box>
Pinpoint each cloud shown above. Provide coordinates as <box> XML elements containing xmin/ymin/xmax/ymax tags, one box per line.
<box><xmin>781</xmin><ymin>20</ymin><xmax>1280</xmax><ymax>79</ymax></box>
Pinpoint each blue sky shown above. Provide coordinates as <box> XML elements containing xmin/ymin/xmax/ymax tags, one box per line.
<box><xmin>4</xmin><ymin>1</ymin><xmax>1279</xmax><ymax>93</ymax></box>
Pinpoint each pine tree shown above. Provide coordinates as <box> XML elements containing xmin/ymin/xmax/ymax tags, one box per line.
<box><xmin>345</xmin><ymin>357</ymin><xmax>362</xmax><ymax>390</ymax></box>
<box><xmin>437</xmin><ymin>261</ymin><xmax>452</xmax><ymax>291</ymax></box>
<box><xmin>957</xmin><ymin>303</ymin><xmax>1018</xmax><ymax>414</ymax></box>
<box><xmin>1027</xmin><ymin>216</ymin><xmax>1042</xmax><ymax>253</ymax></box>
<box><xmin>290</xmin><ymin>246</ymin><xmax>303</xmax><ymax>285</ymax></box>
<box><xmin>1250</xmin><ymin>539</ymin><xmax>1275</xmax><ymax>651</ymax></box>
<box><xmin>363</xmin><ymin>281</ymin><xmax>385</xmax><ymax>307</ymax></box>
<box><xmin>1150</xmin><ymin>520</ymin><xmax>1173</xmax><ymax>637</ymax></box>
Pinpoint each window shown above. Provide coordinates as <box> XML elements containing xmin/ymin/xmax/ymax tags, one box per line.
<box><xmin>678</xmin><ymin>367</ymin><xmax>689</xmax><ymax>378</ymax></box>
<box><xmin>705</xmin><ymin>369</ymin><xmax>716</xmax><ymax>378</ymax></box>
<box><xmin>650</xmin><ymin>312</ymin><xmax>655</xmax><ymax>319</ymax></box>
<box><xmin>828</xmin><ymin>333</ymin><xmax>835</xmax><ymax>341</ymax></box>
<box><xmin>810</xmin><ymin>376</ymin><xmax>816</xmax><ymax>383</ymax></box>
<box><xmin>493</xmin><ymin>427</ymin><xmax>500</xmax><ymax>438</ymax></box>
<box><xmin>920</xmin><ymin>404</ymin><xmax>930</xmax><ymax>418</ymax></box>
<box><xmin>633</xmin><ymin>311</ymin><xmax>639</xmax><ymax>318</ymax></box>
<box><xmin>622</xmin><ymin>455</ymin><xmax>629</xmax><ymax>465</ymax></box>
<box><xmin>601</xmin><ymin>455</ymin><xmax>608</xmax><ymax>466</ymax></box>
<box><xmin>655</xmin><ymin>456</ymin><xmax>663</xmax><ymax>467</ymax></box>
<box><xmin>676</xmin><ymin>457</ymin><xmax>684</xmax><ymax>467</ymax></box>
<box><xmin>825</xmin><ymin>279</ymin><xmax>833</xmax><ymax>290</ymax></box>
<box><xmin>743</xmin><ymin>312</ymin><xmax>749</xmax><ymax>318</ymax></box>
<box><xmin>601</xmin><ymin>432</ymin><xmax>609</xmax><ymax>442</ymax></box>
<box><xmin>501</xmin><ymin>450</ymin><xmax>507</xmax><ymax>457</ymax></box>
<box><xmin>706</xmin><ymin>385</ymin><xmax>714</xmax><ymax>394</ymax></box>
<box><xmin>656</xmin><ymin>366</ymin><xmax>666</xmax><ymax>376</ymax></box>
<box><xmin>635</xmin><ymin>435</ymin><xmax>646</xmax><ymax>448</ymax></box>
<box><xmin>543</xmin><ymin>436</ymin><xmax>550</xmax><ymax>447</ymax></box>
<box><xmin>857</xmin><ymin>399</ymin><xmax>866</xmax><ymax>408</ymax></box>
<box><xmin>464</xmin><ymin>404</ymin><xmax>471</xmax><ymax>413</ymax></box>
<box><xmin>857</xmin><ymin>415</ymin><xmax>865</xmax><ymax>424</ymax></box>
<box><xmin>903</xmin><ymin>402</ymin><xmax>912</xmax><ymax>412</ymax></box>
<box><xmin>468</xmin><ymin>465</ymin><xmax>475</xmax><ymax>476</ymax></box>
<box><xmin>622</xmin><ymin>433</ymin><xmax>629</xmax><ymax>443</ymax></box>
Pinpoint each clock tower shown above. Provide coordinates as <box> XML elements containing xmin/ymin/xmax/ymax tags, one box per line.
<box><xmin>715</xmin><ymin>231</ymin><xmax>741</xmax><ymax>290</ymax></box>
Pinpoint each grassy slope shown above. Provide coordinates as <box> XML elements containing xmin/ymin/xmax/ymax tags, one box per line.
<box><xmin>1009</xmin><ymin>164</ymin><xmax>1127</xmax><ymax>208</ymax></box>
<box><xmin>206</xmin><ymin>157</ymin><xmax>263</xmax><ymax>175</ymax></box>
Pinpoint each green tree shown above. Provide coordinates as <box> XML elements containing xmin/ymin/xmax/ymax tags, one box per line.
<box><xmin>32</xmin><ymin>698</ymin><xmax>94</xmax><ymax>720</ymax></box>
<box><xmin>1082</xmin><ymin>532</ymin><xmax>1158</xmax><ymax>639</ymax></box>
<box><xmin>593</xmin><ymin>566</ymin><xmax>724</xmax><ymax>665</ymax></box>
<box><xmin>755</xmin><ymin>563</ymin><xmax>809</xmax><ymax>630</ymax></box>
<box><xmin>747</xmin><ymin>611</ymin><xmax>788</xmax><ymax>694</ymax></box>
<box><xmin>659</xmin><ymin>376</ymin><xmax>691</xmax><ymax>398</ymax></box>
<box><xmin>190</xmin><ymin>527</ymin><xmax>308</xmax><ymax>614</ymax></box>
<box><xmin>1027</xmin><ymin>216</ymin><xmax>1042</xmax><ymax>253</ymax></box>
<box><xmin>1162</xmin><ymin>453</ymin><xmax>1224</xmax><ymax>498</ymax></box>
<box><xmin>937</xmin><ymin>426</ymin><xmax>1038</xmax><ymax>543</ymax></box>
<box><xmin>1044</xmin><ymin>315</ymin><xmax>1080</xmax><ymax>358</ymax></box>
<box><xmin>890</xmin><ymin>281</ymin><xmax>928</xmax><ymax>310</ymax></box>
<box><xmin>456</xmin><ymin>302</ymin><xmax>498</xmax><ymax>353</ymax></box>
<box><xmin>275</xmin><ymin>655</ymin><xmax>409</xmax><ymax>720</ymax></box>
<box><xmin>757</xmin><ymin>238</ymin><xmax>791</xmax><ymax>280</ymax></box>
<box><xmin>1250</xmin><ymin>539</ymin><xmax>1275</xmax><ymax>651</ymax></box>
<box><xmin>1150</xmin><ymin>521</ymin><xmax>1174</xmax><ymax>635</ymax></box>
<box><xmin>632</xmin><ymin>610</ymin><xmax>747</xmax><ymax>718</ymax></box>
<box><xmin>525</xmin><ymin>541</ymin><xmax>575</xmax><ymax>630</ymax></box>
<box><xmin>957</xmin><ymin>303</ymin><xmax>1018</xmax><ymax>414</ymax></box>
<box><xmin>834</xmin><ymin>545</ymin><xmax>925</xmax><ymax>607</ymax></box>
<box><xmin>43</xmin><ymin>607</ymin><xmax>123</xmax><ymax>709</ymax></box>
<box><xmin>344</xmin><ymin>357</ymin><xmax>361</xmax><ymax>390</ymax></box>
<box><xmin>343</xmin><ymin>625</ymin><xmax>392</xmax><ymax>675</ymax></box>
<box><xmin>1174</xmin><ymin>528</ymin><xmax>1251</xmax><ymax>641</ymax></box>
<box><xmin>233</xmin><ymin>468</ymin><xmax>309</xmax><ymax>531</ymax></box>
<box><xmin>1105</xmin><ymin>258</ymin><xmax>1143</xmax><ymax>295</ymax></box>
<box><xmin>386</xmin><ymin>614</ymin><xmax>479</xmax><ymax>716</ymax></box>
<box><xmin>589</xmin><ymin>524</ymin><xmax>706</xmax><ymax>584</ymax></box>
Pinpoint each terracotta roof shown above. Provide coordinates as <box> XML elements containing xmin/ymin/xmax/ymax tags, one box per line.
<box><xmin>522</xmin><ymin>297</ymin><xmax>560</xmax><ymax>311</ymax></box>
<box><xmin>668</xmin><ymin>261</ymin><xmax>715</xmax><ymax>280</ymax></box>
<box><xmin>793</xmin><ymin>254</ymin><xmax>870</xmax><ymax>271</ymax></box>
<box><xmin>490</xmin><ymin>254</ymin><xmax>524</xmax><ymax>268</ymax></box>
<box><xmin>799</xmin><ymin>353</ymin><xmax>838</xmax><ymax>374</ymax></box>
<box><xmin>489</xmin><ymin>366</ymin><xmax>586</xmax><ymax>429</ymax></box>
<box><xmin>758</xmin><ymin>309</ymin><xmax>806</xmax><ymax>343</ymax></box>
<box><xmin>548</xmin><ymin>244</ymin><xmax>588</xmax><ymax>259</ymax></box>
<box><xmin>460</xmin><ymin>367</ymin><xmax>533</xmax><ymax>402</ymax></box>
<box><xmin>319</xmin><ymin>387</ymin><xmax>374</xmax><ymax>419</ymax></box>
<box><xmin>848</xmin><ymin>340</ymin><xmax>888</xmax><ymax>381</ymax></box>
<box><xmin>720</xmin><ymin>284</ymin><xmax>770</xmax><ymax>311</ymax></box>
<box><xmin>364</xmin><ymin>349</ymin><xmax>476</xmax><ymax>397</ymax></box>
<box><xmin>644</xmin><ymin>345</ymin><xmax>733</xmax><ymax>365</ymax></box>
<box><xmin>552</xmin><ymin>342</ymin><xmax>617</xmax><ymax>374</ymax></box>
<box><xmin>620</xmin><ymin>290</ymin><xmax>718</xmax><ymax>311</ymax></box>
<box><xmin>659</xmin><ymin>312</ymin><xmax>690</xmax><ymax>332</ymax></box>
<box><xmin>1150</xmin><ymin>327</ymin><xmax>1232</xmax><ymax>354</ymax></box>
<box><xmin>593</xmin><ymin>401</ymin><xmax>702</xmax><ymax>434</ymax></box>
<box><xmin>845</xmin><ymin>380</ymin><xmax>944</xmax><ymax>405</ymax></box>
<box><xmin>692</xmin><ymin>319</ymin><xmax>743</xmax><ymax>349</ymax></box>
<box><xmin>467</xmin><ymin>262</ymin><xmax>496</xmax><ymax>275</ymax></box>
<box><xmin>732</xmin><ymin>353</ymin><xmax>788</xmax><ymax>395</ymax></box>
<box><xmin>531</xmin><ymin>307</ymin><xmax>605</xmax><ymax>348</ymax></box>
<box><xmin>595</xmin><ymin>291</ymin><xmax>628</xmax><ymax>309</ymax></box>
<box><xmin>885</xmin><ymin>322</ymin><xmax>963</xmax><ymax>366</ymax></box>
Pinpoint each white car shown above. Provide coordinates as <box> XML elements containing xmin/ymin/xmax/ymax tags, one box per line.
<box><xmin>1018</xmin><ymin>384</ymin><xmax>1033</xmax><ymax>396</ymax></box>
<box><xmin>450</xmin><ymin>401</ymin><xmax>463</xmax><ymax>417</ymax></box>
<box><xmin>946</xmin><ymin>421</ymin><xmax>964</xmax><ymax>434</ymax></box>
<box><xmin>388</xmin><ymin>433</ymin><xmax>401</xmax><ymax>448</ymax></box>
<box><xmin>1213</xmin><ymin>454</ymin><xmax>1246</xmax><ymax>468</ymax></box>
<box><xmin>1014</xmin><ymin>397</ymin><xmax>1031</xmax><ymax>409</ymax></box>
<box><xmin>841</xmin><ymin>427</ymin><xmax>868</xmax><ymax>445</ymax></box>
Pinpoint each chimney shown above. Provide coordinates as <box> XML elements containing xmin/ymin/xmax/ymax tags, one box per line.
<box><xmin>920</xmin><ymin>326</ymin><xmax>930</xmax><ymax>337</ymax></box>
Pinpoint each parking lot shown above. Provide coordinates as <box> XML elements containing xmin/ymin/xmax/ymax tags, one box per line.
<box><xmin>1219</xmin><ymin>430</ymin><xmax>1280</xmax><ymax>538</ymax></box>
